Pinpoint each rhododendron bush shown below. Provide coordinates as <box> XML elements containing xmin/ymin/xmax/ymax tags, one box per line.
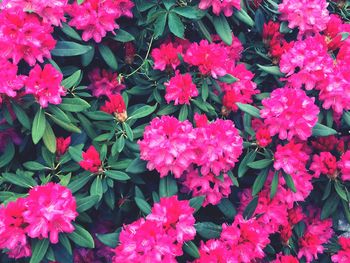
<box><xmin>2</xmin><ymin>0</ymin><xmax>350</xmax><ymax>262</ymax></box>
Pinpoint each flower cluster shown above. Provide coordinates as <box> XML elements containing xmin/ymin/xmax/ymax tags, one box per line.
<box><xmin>139</xmin><ymin>115</ymin><xmax>243</xmax><ymax>205</ymax></box>
<box><xmin>79</xmin><ymin>146</ymin><xmax>102</xmax><ymax>173</ymax></box>
<box><xmin>0</xmin><ymin>183</ymin><xmax>77</xmax><ymax>259</ymax></box>
<box><xmin>278</xmin><ymin>0</ymin><xmax>330</xmax><ymax>38</ymax></box>
<box><xmin>196</xmin><ymin>215</ymin><xmax>270</xmax><ymax>262</ymax></box>
<box><xmin>88</xmin><ymin>68</ymin><xmax>125</xmax><ymax>98</ymax></box>
<box><xmin>66</xmin><ymin>0</ymin><xmax>134</xmax><ymax>42</ymax></box>
<box><xmin>332</xmin><ymin>237</ymin><xmax>350</xmax><ymax>262</ymax></box>
<box><xmin>260</xmin><ymin>87</ymin><xmax>319</xmax><ymax>141</ymax></box>
<box><xmin>113</xmin><ymin>196</ymin><xmax>195</xmax><ymax>262</ymax></box>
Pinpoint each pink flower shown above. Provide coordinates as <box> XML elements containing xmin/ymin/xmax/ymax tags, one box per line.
<box><xmin>256</xmin><ymin>127</ymin><xmax>272</xmax><ymax>147</ymax></box>
<box><xmin>332</xmin><ymin>237</ymin><xmax>350</xmax><ymax>262</ymax></box>
<box><xmin>221</xmin><ymin>64</ymin><xmax>259</xmax><ymax>112</ymax></box>
<box><xmin>66</xmin><ymin>0</ymin><xmax>134</xmax><ymax>42</ymax></box>
<box><xmin>100</xmin><ymin>94</ymin><xmax>126</xmax><ymax>114</ymax></box>
<box><xmin>165</xmin><ymin>71</ymin><xmax>198</xmax><ymax>105</ymax></box>
<box><xmin>0</xmin><ymin>198</ymin><xmax>31</xmax><ymax>259</ymax></box>
<box><xmin>339</xmin><ymin>151</ymin><xmax>350</xmax><ymax>181</ymax></box>
<box><xmin>88</xmin><ymin>68</ymin><xmax>125</xmax><ymax>98</ymax></box>
<box><xmin>221</xmin><ymin>215</ymin><xmax>270</xmax><ymax>262</ymax></box>
<box><xmin>324</xmin><ymin>14</ymin><xmax>349</xmax><ymax>51</ymax></box>
<box><xmin>195</xmin><ymin>239</ymin><xmax>230</xmax><ymax>262</ymax></box>
<box><xmin>278</xmin><ymin>0</ymin><xmax>330</xmax><ymax>38</ymax></box>
<box><xmin>146</xmin><ymin>196</ymin><xmax>196</xmax><ymax>244</ymax></box>
<box><xmin>298</xmin><ymin>209</ymin><xmax>333</xmax><ymax>262</ymax></box>
<box><xmin>138</xmin><ymin>116</ymin><xmax>196</xmax><ymax>178</ymax></box>
<box><xmin>0</xmin><ymin>8</ymin><xmax>56</xmax><ymax>66</ymax></box>
<box><xmin>198</xmin><ymin>0</ymin><xmax>241</xmax><ymax>16</ymax></box>
<box><xmin>181</xmin><ymin>166</ymin><xmax>233</xmax><ymax>206</ymax></box>
<box><xmin>317</xmin><ymin>64</ymin><xmax>350</xmax><ymax>114</ymax></box>
<box><xmin>311</xmin><ymin>135</ymin><xmax>339</xmax><ymax>152</ymax></box>
<box><xmin>280</xmin><ymin>35</ymin><xmax>332</xmax><ymax>90</ymax></box>
<box><xmin>0</xmin><ymin>59</ymin><xmax>26</xmax><ymax>102</ymax></box>
<box><xmin>274</xmin><ymin>141</ymin><xmax>309</xmax><ymax>175</ymax></box>
<box><xmin>25</xmin><ymin>64</ymin><xmax>66</xmax><ymax>108</ymax></box>
<box><xmin>274</xmin><ymin>253</ymin><xmax>299</xmax><ymax>263</ymax></box>
<box><xmin>184</xmin><ymin>40</ymin><xmax>228</xmax><ymax>78</ymax></box>
<box><xmin>79</xmin><ymin>146</ymin><xmax>102</xmax><ymax>173</ymax></box>
<box><xmin>310</xmin><ymin>152</ymin><xmax>337</xmax><ymax>178</ymax></box>
<box><xmin>260</xmin><ymin>87</ymin><xmax>319</xmax><ymax>141</ymax></box>
<box><xmin>56</xmin><ymin>136</ymin><xmax>71</xmax><ymax>156</ymax></box>
<box><xmin>194</xmin><ymin>113</ymin><xmax>208</xmax><ymax>127</ymax></box>
<box><xmin>212</xmin><ymin>33</ymin><xmax>243</xmax><ymax>62</ymax></box>
<box><xmin>1</xmin><ymin>0</ymin><xmax>68</xmax><ymax>26</ymax></box>
<box><xmin>23</xmin><ymin>183</ymin><xmax>78</xmax><ymax>244</ymax></box>
<box><xmin>193</xmin><ymin>118</ymin><xmax>243</xmax><ymax>176</ymax></box>
<box><xmin>113</xmin><ymin>218</ymin><xmax>181</xmax><ymax>262</ymax></box>
<box><xmin>151</xmin><ymin>42</ymin><xmax>183</xmax><ymax>71</ymax></box>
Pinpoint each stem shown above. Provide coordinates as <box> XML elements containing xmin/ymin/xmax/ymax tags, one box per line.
<box><xmin>124</xmin><ymin>35</ymin><xmax>155</xmax><ymax>79</ymax></box>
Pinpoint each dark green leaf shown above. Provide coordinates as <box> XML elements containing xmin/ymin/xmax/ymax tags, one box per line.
<box><xmin>105</xmin><ymin>170</ymin><xmax>130</xmax><ymax>181</ymax></box>
<box><xmin>257</xmin><ymin>64</ymin><xmax>284</xmax><ymax>76</ymax></box>
<box><xmin>52</xmin><ymin>41</ymin><xmax>93</xmax><ymax>56</ymax></box>
<box><xmin>90</xmin><ymin>177</ymin><xmax>103</xmax><ymax>201</ymax></box>
<box><xmin>159</xmin><ymin>175</ymin><xmax>178</xmax><ymax>197</ymax></box>
<box><xmin>0</xmin><ymin>142</ymin><xmax>15</xmax><ymax>168</ymax></box>
<box><xmin>270</xmin><ymin>171</ymin><xmax>279</xmax><ymax>199</ymax></box>
<box><xmin>174</xmin><ymin>6</ymin><xmax>205</xmax><ymax>19</ymax></box>
<box><xmin>98</xmin><ymin>44</ymin><xmax>118</xmax><ymax>70</ymax></box>
<box><xmin>168</xmin><ymin>13</ymin><xmax>184</xmax><ymax>38</ymax></box>
<box><xmin>282</xmin><ymin>173</ymin><xmax>297</xmax><ymax>193</ymax></box>
<box><xmin>2</xmin><ymin>172</ymin><xmax>37</xmax><ymax>188</ymax></box>
<box><xmin>243</xmin><ymin>196</ymin><xmax>258</xmax><ymax>219</ymax></box>
<box><xmin>96</xmin><ymin>231</ymin><xmax>121</xmax><ymax>248</ymax></box>
<box><xmin>236</xmin><ymin>103</ymin><xmax>260</xmax><ymax>118</ymax></box>
<box><xmin>126</xmin><ymin>157</ymin><xmax>147</xmax><ymax>173</ymax></box>
<box><xmin>43</xmin><ymin>122</ymin><xmax>57</xmax><ymax>153</ymax></box>
<box><xmin>61</xmin><ymin>70</ymin><xmax>82</xmax><ymax>89</ymax></box>
<box><xmin>195</xmin><ymin>222</ymin><xmax>222</xmax><ymax>239</ymax></box>
<box><xmin>189</xmin><ymin>196</ymin><xmax>205</xmax><ymax>212</ymax></box>
<box><xmin>212</xmin><ymin>14</ymin><xmax>232</xmax><ymax>45</ymax></box>
<box><xmin>113</xmin><ymin>29</ymin><xmax>135</xmax><ymax>42</ymax></box>
<box><xmin>252</xmin><ymin>168</ymin><xmax>269</xmax><ymax>195</ymax></box>
<box><xmin>29</xmin><ymin>239</ymin><xmax>49</xmax><ymax>263</ymax></box>
<box><xmin>69</xmin><ymin>223</ymin><xmax>95</xmax><ymax>248</ymax></box>
<box><xmin>217</xmin><ymin>199</ymin><xmax>236</xmax><ymax>220</ymax></box>
<box><xmin>312</xmin><ymin>123</ymin><xmax>338</xmax><ymax>137</ymax></box>
<box><xmin>321</xmin><ymin>193</ymin><xmax>340</xmax><ymax>219</ymax></box>
<box><xmin>32</xmin><ymin>108</ymin><xmax>46</xmax><ymax>144</ymax></box>
<box><xmin>183</xmin><ymin>241</ymin><xmax>200</xmax><ymax>259</ymax></box>
<box><xmin>76</xmin><ymin>195</ymin><xmax>99</xmax><ymax>212</ymax></box>
<box><xmin>238</xmin><ymin>150</ymin><xmax>257</xmax><ymax>177</ymax></box>
<box><xmin>61</xmin><ymin>23</ymin><xmax>82</xmax><ymax>41</ymax></box>
<box><xmin>11</xmin><ymin>101</ymin><xmax>31</xmax><ymax>129</ymax></box>
<box><xmin>134</xmin><ymin>197</ymin><xmax>152</xmax><ymax>214</ymax></box>
<box><xmin>129</xmin><ymin>104</ymin><xmax>157</xmax><ymax>120</ymax></box>
<box><xmin>59</xmin><ymin>98</ymin><xmax>90</xmax><ymax>112</ymax></box>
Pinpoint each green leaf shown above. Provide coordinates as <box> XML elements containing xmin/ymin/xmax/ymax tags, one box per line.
<box><xmin>134</xmin><ymin>197</ymin><xmax>152</xmax><ymax>215</ymax></box>
<box><xmin>163</xmin><ymin>0</ymin><xmax>176</xmax><ymax>10</ymax></box>
<box><xmin>49</xmin><ymin>115</ymin><xmax>81</xmax><ymax>133</ymax></box>
<box><xmin>252</xmin><ymin>168</ymin><xmax>269</xmax><ymax>195</ymax></box>
<box><xmin>335</xmin><ymin>181</ymin><xmax>348</xmax><ymax>202</ymax></box>
<box><xmin>174</xmin><ymin>6</ymin><xmax>205</xmax><ymax>19</ymax></box>
<box><xmin>321</xmin><ymin>193</ymin><xmax>340</xmax><ymax>219</ymax></box>
<box><xmin>23</xmin><ymin>161</ymin><xmax>47</xmax><ymax>171</ymax></box>
<box><xmin>43</xmin><ymin>122</ymin><xmax>57</xmax><ymax>153</ymax></box>
<box><xmin>154</xmin><ymin>13</ymin><xmax>168</xmax><ymax>38</ymax></box>
<box><xmin>322</xmin><ymin>180</ymin><xmax>332</xmax><ymax>201</ymax></box>
<box><xmin>218</xmin><ymin>74</ymin><xmax>238</xmax><ymax>84</ymax></box>
<box><xmin>243</xmin><ymin>196</ymin><xmax>258</xmax><ymax>219</ymax></box>
<box><xmin>11</xmin><ymin>101</ymin><xmax>31</xmax><ymax>129</ymax></box>
<box><xmin>61</xmin><ymin>70</ymin><xmax>82</xmax><ymax>89</ymax></box>
<box><xmin>128</xmin><ymin>104</ymin><xmax>157</xmax><ymax>120</ymax></box>
<box><xmin>201</xmin><ymin>80</ymin><xmax>209</xmax><ymax>101</ymax></box>
<box><xmin>81</xmin><ymin>47</ymin><xmax>95</xmax><ymax>67</ymax></box>
<box><xmin>236</xmin><ymin>103</ymin><xmax>260</xmax><ymax>118</ymax></box>
<box><xmin>52</xmin><ymin>41</ymin><xmax>93</xmax><ymax>57</ymax></box>
<box><xmin>168</xmin><ymin>13</ymin><xmax>184</xmax><ymax>38</ymax></box>
<box><xmin>32</xmin><ymin>108</ymin><xmax>46</xmax><ymax>144</ymax></box>
<box><xmin>178</xmin><ymin>105</ymin><xmax>188</xmax><ymax>121</ymax></box>
<box><xmin>234</xmin><ymin>9</ymin><xmax>254</xmax><ymax>27</ymax></box>
<box><xmin>257</xmin><ymin>64</ymin><xmax>284</xmax><ymax>76</ymax></box>
<box><xmin>61</xmin><ymin>23</ymin><xmax>82</xmax><ymax>41</ymax></box>
<box><xmin>68</xmin><ymin>145</ymin><xmax>83</xmax><ymax>162</ymax></box>
<box><xmin>217</xmin><ymin>199</ymin><xmax>236</xmax><ymax>220</ymax></box>
<box><xmin>248</xmin><ymin>159</ymin><xmax>272</xmax><ymax>169</ymax></box>
<box><xmin>30</xmin><ymin>239</ymin><xmax>49</xmax><ymax>263</ymax></box>
<box><xmin>2</xmin><ymin>172</ymin><xmax>37</xmax><ymax>188</ymax></box>
<box><xmin>126</xmin><ymin>157</ymin><xmax>147</xmax><ymax>173</ymax></box>
<box><xmin>98</xmin><ymin>44</ymin><xmax>118</xmax><ymax>70</ymax></box>
<box><xmin>113</xmin><ymin>29</ymin><xmax>135</xmax><ymax>42</ymax></box>
<box><xmin>67</xmin><ymin>172</ymin><xmax>91</xmax><ymax>193</ymax></box>
<box><xmin>59</xmin><ymin>234</ymin><xmax>72</xmax><ymax>255</ymax></box>
<box><xmin>238</xmin><ymin>150</ymin><xmax>257</xmax><ymax>178</ymax></box>
<box><xmin>282</xmin><ymin>173</ymin><xmax>297</xmax><ymax>193</ymax></box>
<box><xmin>90</xmin><ymin>177</ymin><xmax>103</xmax><ymax>201</ymax></box>
<box><xmin>343</xmin><ymin>111</ymin><xmax>350</xmax><ymax>127</ymax></box>
<box><xmin>0</xmin><ymin>142</ymin><xmax>15</xmax><ymax>168</ymax></box>
<box><xmin>105</xmin><ymin>170</ymin><xmax>130</xmax><ymax>181</ymax></box>
<box><xmin>195</xmin><ymin>222</ymin><xmax>222</xmax><ymax>239</ymax></box>
<box><xmin>69</xmin><ymin>223</ymin><xmax>95</xmax><ymax>248</ymax></box>
<box><xmin>312</xmin><ymin>123</ymin><xmax>338</xmax><ymax>137</ymax></box>
<box><xmin>195</xmin><ymin>20</ymin><xmax>212</xmax><ymax>42</ymax></box>
<box><xmin>96</xmin><ymin>231</ymin><xmax>120</xmax><ymax>248</ymax></box>
<box><xmin>76</xmin><ymin>195</ymin><xmax>100</xmax><ymax>212</ymax></box>
<box><xmin>159</xmin><ymin>175</ymin><xmax>178</xmax><ymax>197</ymax></box>
<box><xmin>270</xmin><ymin>171</ymin><xmax>279</xmax><ymax>199</ymax></box>
<box><xmin>123</xmin><ymin>122</ymin><xmax>134</xmax><ymax>141</ymax></box>
<box><xmin>212</xmin><ymin>14</ymin><xmax>232</xmax><ymax>45</ymax></box>
<box><xmin>189</xmin><ymin>196</ymin><xmax>205</xmax><ymax>212</ymax></box>
<box><xmin>183</xmin><ymin>241</ymin><xmax>200</xmax><ymax>259</ymax></box>
<box><xmin>59</xmin><ymin>98</ymin><xmax>90</xmax><ymax>112</ymax></box>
